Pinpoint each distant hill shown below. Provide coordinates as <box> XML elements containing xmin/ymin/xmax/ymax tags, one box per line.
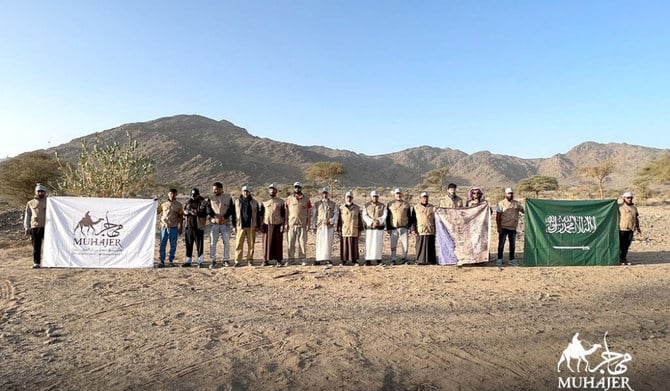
<box><xmin>48</xmin><ymin>114</ymin><xmax>667</xmax><ymax>195</ymax></box>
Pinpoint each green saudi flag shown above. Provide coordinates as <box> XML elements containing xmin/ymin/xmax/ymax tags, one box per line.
<box><xmin>524</xmin><ymin>199</ymin><xmax>619</xmax><ymax>266</ymax></box>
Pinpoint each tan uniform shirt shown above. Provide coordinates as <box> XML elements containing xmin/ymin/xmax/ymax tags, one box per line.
<box><xmin>618</xmin><ymin>203</ymin><xmax>640</xmax><ymax>231</ymax></box>
<box><xmin>262</xmin><ymin>197</ymin><xmax>285</xmax><ymax>225</ymax></box>
<box><xmin>312</xmin><ymin>199</ymin><xmax>338</xmax><ymax>228</ymax></box>
<box><xmin>439</xmin><ymin>195</ymin><xmax>464</xmax><ymax>208</ymax></box>
<box><xmin>339</xmin><ymin>203</ymin><xmax>362</xmax><ymax>237</ymax></box>
<box><xmin>158</xmin><ymin>199</ymin><xmax>184</xmax><ymax>228</ymax></box>
<box><xmin>209</xmin><ymin>194</ymin><xmax>233</xmax><ymax>224</ymax></box>
<box><xmin>25</xmin><ymin>197</ymin><xmax>47</xmax><ymax>228</ymax></box>
<box><xmin>496</xmin><ymin>199</ymin><xmax>524</xmax><ymax>230</ymax></box>
<box><xmin>387</xmin><ymin>199</ymin><xmax>411</xmax><ymax>228</ymax></box>
<box><xmin>286</xmin><ymin>195</ymin><xmax>311</xmax><ymax>227</ymax></box>
<box><xmin>413</xmin><ymin>203</ymin><xmax>436</xmax><ymax>235</ymax></box>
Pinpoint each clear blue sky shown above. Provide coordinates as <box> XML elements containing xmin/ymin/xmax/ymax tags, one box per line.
<box><xmin>2</xmin><ymin>0</ymin><xmax>669</xmax><ymax>159</ymax></box>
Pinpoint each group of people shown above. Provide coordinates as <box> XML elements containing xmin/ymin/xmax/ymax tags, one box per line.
<box><xmin>23</xmin><ymin>182</ymin><xmax>642</xmax><ymax>269</ymax></box>
<box><xmin>155</xmin><ymin>182</ymin><xmax>525</xmax><ymax>268</ymax></box>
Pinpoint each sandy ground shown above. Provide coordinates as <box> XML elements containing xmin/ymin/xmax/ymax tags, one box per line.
<box><xmin>0</xmin><ymin>205</ymin><xmax>669</xmax><ymax>390</ymax></box>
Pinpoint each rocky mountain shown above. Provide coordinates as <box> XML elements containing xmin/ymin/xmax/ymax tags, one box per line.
<box><xmin>49</xmin><ymin>114</ymin><xmax>667</xmax><ymax>195</ymax></box>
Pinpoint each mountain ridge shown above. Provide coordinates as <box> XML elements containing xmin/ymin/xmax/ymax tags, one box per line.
<box><xmin>47</xmin><ymin>114</ymin><xmax>667</xmax><ymax>195</ymax></box>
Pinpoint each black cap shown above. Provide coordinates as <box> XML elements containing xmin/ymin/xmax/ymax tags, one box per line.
<box><xmin>191</xmin><ymin>188</ymin><xmax>200</xmax><ymax>195</ymax></box>
<box><xmin>448</xmin><ymin>183</ymin><xmax>457</xmax><ymax>189</ymax></box>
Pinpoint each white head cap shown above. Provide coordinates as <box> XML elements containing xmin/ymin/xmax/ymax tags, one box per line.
<box><xmin>241</xmin><ymin>185</ymin><xmax>250</xmax><ymax>191</ymax></box>
<box><xmin>505</xmin><ymin>187</ymin><xmax>514</xmax><ymax>194</ymax></box>
<box><xmin>622</xmin><ymin>191</ymin><xmax>634</xmax><ymax>198</ymax></box>
<box><xmin>420</xmin><ymin>191</ymin><xmax>428</xmax><ymax>197</ymax></box>
<box><xmin>268</xmin><ymin>183</ymin><xmax>277</xmax><ymax>189</ymax></box>
<box><xmin>393</xmin><ymin>188</ymin><xmax>402</xmax><ymax>194</ymax></box>
<box><xmin>321</xmin><ymin>187</ymin><xmax>329</xmax><ymax>193</ymax></box>
<box><xmin>370</xmin><ymin>190</ymin><xmax>379</xmax><ymax>197</ymax></box>
<box><xmin>293</xmin><ymin>181</ymin><xmax>302</xmax><ymax>187</ymax></box>
<box><xmin>35</xmin><ymin>183</ymin><xmax>47</xmax><ymax>192</ymax></box>
<box><xmin>345</xmin><ymin>191</ymin><xmax>353</xmax><ymax>197</ymax></box>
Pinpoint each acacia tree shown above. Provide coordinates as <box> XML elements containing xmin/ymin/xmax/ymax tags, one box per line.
<box><xmin>421</xmin><ymin>167</ymin><xmax>449</xmax><ymax>192</ymax></box>
<box><xmin>0</xmin><ymin>151</ymin><xmax>62</xmax><ymax>206</ymax></box>
<box><xmin>637</xmin><ymin>153</ymin><xmax>670</xmax><ymax>184</ymax></box>
<box><xmin>56</xmin><ymin>131</ymin><xmax>155</xmax><ymax>197</ymax></box>
<box><xmin>516</xmin><ymin>175</ymin><xmax>559</xmax><ymax>198</ymax></box>
<box><xmin>578</xmin><ymin>160</ymin><xmax>616</xmax><ymax>198</ymax></box>
<box><xmin>305</xmin><ymin>162</ymin><xmax>345</xmax><ymax>196</ymax></box>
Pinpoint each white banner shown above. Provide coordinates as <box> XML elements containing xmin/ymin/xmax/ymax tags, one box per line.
<box><xmin>43</xmin><ymin>196</ymin><xmax>157</xmax><ymax>268</ymax></box>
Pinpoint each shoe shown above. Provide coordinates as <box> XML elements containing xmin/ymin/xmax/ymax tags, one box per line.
<box><xmin>234</xmin><ymin>262</ymin><xmax>241</xmax><ymax>267</ymax></box>
<box><xmin>247</xmin><ymin>261</ymin><xmax>253</xmax><ymax>267</ymax></box>
<box><xmin>326</xmin><ymin>260</ymin><xmax>333</xmax><ymax>266</ymax></box>
<box><xmin>403</xmin><ymin>260</ymin><xmax>410</xmax><ymax>265</ymax></box>
<box><xmin>181</xmin><ymin>262</ymin><xmax>192</xmax><ymax>267</ymax></box>
<box><xmin>209</xmin><ymin>262</ymin><xmax>216</xmax><ymax>269</ymax></box>
<box><xmin>261</xmin><ymin>261</ymin><xmax>270</xmax><ymax>267</ymax></box>
<box><xmin>197</xmin><ymin>263</ymin><xmax>204</xmax><ymax>268</ymax></box>
<box><xmin>223</xmin><ymin>261</ymin><xmax>230</xmax><ymax>267</ymax></box>
<box><xmin>495</xmin><ymin>259</ymin><xmax>503</xmax><ymax>267</ymax></box>
<box><xmin>508</xmin><ymin>259</ymin><xmax>520</xmax><ymax>266</ymax></box>
<box><xmin>377</xmin><ymin>261</ymin><xmax>384</xmax><ymax>266</ymax></box>
<box><xmin>168</xmin><ymin>262</ymin><xmax>175</xmax><ymax>267</ymax></box>
<box><xmin>282</xmin><ymin>261</ymin><xmax>290</xmax><ymax>266</ymax></box>
<box><xmin>32</xmin><ymin>263</ymin><xmax>40</xmax><ymax>269</ymax></box>
<box><xmin>365</xmin><ymin>261</ymin><xmax>371</xmax><ymax>266</ymax></box>
<box><xmin>313</xmin><ymin>261</ymin><xmax>320</xmax><ymax>266</ymax></box>
<box><xmin>157</xmin><ymin>262</ymin><xmax>165</xmax><ymax>268</ymax></box>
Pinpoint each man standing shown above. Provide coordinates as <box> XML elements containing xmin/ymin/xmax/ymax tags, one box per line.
<box><xmin>233</xmin><ymin>185</ymin><xmax>260</xmax><ymax>266</ymax></box>
<box><xmin>157</xmin><ymin>188</ymin><xmax>183</xmax><ymax>268</ymax></box>
<box><xmin>338</xmin><ymin>191</ymin><xmax>363</xmax><ymax>265</ymax></box>
<box><xmin>311</xmin><ymin>187</ymin><xmax>338</xmax><ymax>265</ymax></box>
<box><xmin>412</xmin><ymin>191</ymin><xmax>437</xmax><ymax>265</ymax></box>
<box><xmin>439</xmin><ymin>183</ymin><xmax>464</xmax><ymax>208</ymax></box>
<box><xmin>618</xmin><ymin>191</ymin><xmax>641</xmax><ymax>265</ymax></box>
<box><xmin>466</xmin><ymin>187</ymin><xmax>486</xmax><ymax>207</ymax></box>
<box><xmin>182</xmin><ymin>188</ymin><xmax>208</xmax><ymax>267</ymax></box>
<box><xmin>285</xmin><ymin>181</ymin><xmax>311</xmax><ymax>265</ymax></box>
<box><xmin>207</xmin><ymin>182</ymin><xmax>235</xmax><ymax>269</ymax></box>
<box><xmin>362</xmin><ymin>190</ymin><xmax>387</xmax><ymax>266</ymax></box>
<box><xmin>386</xmin><ymin>188</ymin><xmax>412</xmax><ymax>264</ymax></box>
<box><xmin>260</xmin><ymin>184</ymin><xmax>285</xmax><ymax>266</ymax></box>
<box><xmin>495</xmin><ymin>187</ymin><xmax>524</xmax><ymax>266</ymax></box>
<box><xmin>24</xmin><ymin>183</ymin><xmax>48</xmax><ymax>269</ymax></box>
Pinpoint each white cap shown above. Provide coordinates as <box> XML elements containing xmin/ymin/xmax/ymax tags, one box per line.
<box><xmin>370</xmin><ymin>190</ymin><xmax>379</xmax><ymax>197</ymax></box>
<box><xmin>420</xmin><ymin>191</ymin><xmax>428</xmax><ymax>197</ymax></box>
<box><xmin>505</xmin><ymin>187</ymin><xmax>514</xmax><ymax>194</ymax></box>
<box><xmin>241</xmin><ymin>185</ymin><xmax>250</xmax><ymax>191</ymax></box>
<box><xmin>393</xmin><ymin>188</ymin><xmax>402</xmax><ymax>194</ymax></box>
<box><xmin>622</xmin><ymin>191</ymin><xmax>634</xmax><ymax>198</ymax></box>
<box><xmin>268</xmin><ymin>183</ymin><xmax>277</xmax><ymax>189</ymax></box>
<box><xmin>345</xmin><ymin>191</ymin><xmax>353</xmax><ymax>197</ymax></box>
<box><xmin>35</xmin><ymin>183</ymin><xmax>47</xmax><ymax>192</ymax></box>
<box><xmin>321</xmin><ymin>187</ymin><xmax>329</xmax><ymax>193</ymax></box>
<box><xmin>293</xmin><ymin>181</ymin><xmax>302</xmax><ymax>187</ymax></box>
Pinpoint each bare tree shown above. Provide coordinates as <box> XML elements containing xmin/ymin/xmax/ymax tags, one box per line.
<box><xmin>305</xmin><ymin>162</ymin><xmax>345</xmax><ymax>196</ymax></box>
<box><xmin>578</xmin><ymin>160</ymin><xmax>615</xmax><ymax>198</ymax></box>
<box><xmin>421</xmin><ymin>167</ymin><xmax>450</xmax><ymax>193</ymax></box>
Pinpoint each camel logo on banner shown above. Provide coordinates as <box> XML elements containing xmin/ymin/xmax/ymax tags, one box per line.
<box><xmin>72</xmin><ymin>210</ymin><xmax>125</xmax><ymax>249</ymax></box>
<box><xmin>74</xmin><ymin>211</ymin><xmax>124</xmax><ymax>236</ymax></box>
<box><xmin>44</xmin><ymin>196</ymin><xmax>156</xmax><ymax>268</ymax></box>
<box><xmin>557</xmin><ymin>332</ymin><xmax>633</xmax><ymax>390</ymax></box>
